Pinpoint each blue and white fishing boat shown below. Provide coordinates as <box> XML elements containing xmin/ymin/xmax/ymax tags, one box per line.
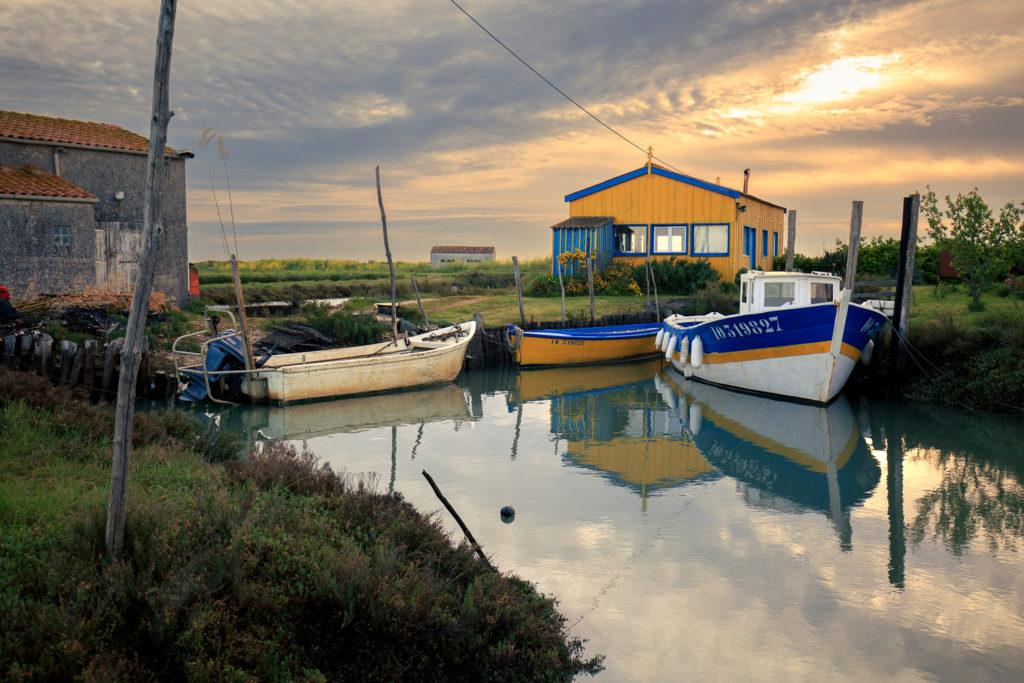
<box><xmin>656</xmin><ymin>271</ymin><xmax>889</xmax><ymax>403</ymax></box>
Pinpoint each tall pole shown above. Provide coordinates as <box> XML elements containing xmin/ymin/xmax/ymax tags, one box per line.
<box><xmin>376</xmin><ymin>166</ymin><xmax>399</xmax><ymax>342</ymax></box>
<box><xmin>512</xmin><ymin>256</ymin><xmax>526</xmax><ymax>328</ymax></box>
<box><xmin>106</xmin><ymin>0</ymin><xmax>177</xmax><ymax>557</ymax></box>
<box><xmin>891</xmin><ymin>194</ymin><xmax>919</xmax><ymax>379</ymax></box>
<box><xmin>785</xmin><ymin>210</ymin><xmax>797</xmax><ymax>272</ymax></box>
<box><xmin>845</xmin><ymin>201</ymin><xmax>863</xmax><ymax>290</ymax></box>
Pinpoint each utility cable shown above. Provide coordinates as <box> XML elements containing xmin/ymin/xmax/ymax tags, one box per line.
<box><xmin>447</xmin><ymin>0</ymin><xmax>687</xmax><ymax>175</ymax></box>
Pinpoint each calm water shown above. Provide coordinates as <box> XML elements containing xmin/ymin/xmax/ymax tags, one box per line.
<box><xmin>198</xmin><ymin>362</ymin><xmax>1024</xmax><ymax>682</ymax></box>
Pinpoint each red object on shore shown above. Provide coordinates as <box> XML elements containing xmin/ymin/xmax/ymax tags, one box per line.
<box><xmin>188</xmin><ymin>267</ymin><xmax>199</xmax><ymax>296</ymax></box>
<box><xmin>0</xmin><ymin>286</ymin><xmax>10</xmax><ymax>300</ymax></box>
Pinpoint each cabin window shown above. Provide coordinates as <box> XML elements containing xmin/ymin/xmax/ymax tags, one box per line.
<box><xmin>741</xmin><ymin>281</ymin><xmax>748</xmax><ymax>304</ymax></box>
<box><xmin>763</xmin><ymin>281</ymin><xmax>796</xmax><ymax>307</ymax></box>
<box><xmin>53</xmin><ymin>225</ymin><xmax>71</xmax><ymax>247</ymax></box>
<box><xmin>692</xmin><ymin>224</ymin><xmax>729</xmax><ymax>256</ymax></box>
<box><xmin>811</xmin><ymin>282</ymin><xmax>834</xmax><ymax>303</ymax></box>
<box><xmin>614</xmin><ymin>225</ymin><xmax>646</xmax><ymax>254</ymax></box>
<box><xmin>652</xmin><ymin>224</ymin><xmax>687</xmax><ymax>254</ymax></box>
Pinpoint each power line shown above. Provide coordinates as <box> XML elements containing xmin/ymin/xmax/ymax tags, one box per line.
<box><xmin>447</xmin><ymin>0</ymin><xmax>684</xmax><ymax>174</ymax></box>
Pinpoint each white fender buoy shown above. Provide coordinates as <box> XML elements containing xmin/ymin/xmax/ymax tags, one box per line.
<box><xmin>860</xmin><ymin>339</ymin><xmax>874</xmax><ymax>366</ymax></box>
<box><xmin>691</xmin><ymin>335</ymin><xmax>704</xmax><ymax>369</ymax></box>
<box><xmin>679</xmin><ymin>336</ymin><xmax>690</xmax><ymax>365</ymax></box>
<box><xmin>655</xmin><ymin>328</ymin><xmax>665</xmax><ymax>350</ymax></box>
<box><xmin>689</xmin><ymin>402</ymin><xmax>702</xmax><ymax>436</ymax></box>
<box><xmin>664</xmin><ymin>334</ymin><xmax>677</xmax><ymax>361</ymax></box>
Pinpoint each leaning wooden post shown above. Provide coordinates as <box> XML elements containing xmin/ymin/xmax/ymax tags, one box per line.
<box><xmin>422</xmin><ymin>470</ymin><xmax>494</xmax><ymax>571</ymax></box>
<box><xmin>845</xmin><ymin>201</ymin><xmax>863</xmax><ymax>290</ymax></box>
<box><xmin>375</xmin><ymin>166</ymin><xmax>399</xmax><ymax>342</ymax></box>
<box><xmin>890</xmin><ymin>194</ymin><xmax>920</xmax><ymax>380</ymax></box>
<box><xmin>785</xmin><ymin>209</ymin><xmax>797</xmax><ymax>272</ymax></box>
<box><xmin>106</xmin><ymin>0</ymin><xmax>177</xmax><ymax>558</ymax></box>
<box><xmin>586</xmin><ymin>257</ymin><xmax>596</xmax><ymax>325</ymax></box>
<box><xmin>410</xmin><ymin>277</ymin><xmax>430</xmax><ymax>330</ymax></box>
<box><xmin>512</xmin><ymin>255</ymin><xmax>526</xmax><ymax>328</ymax></box>
<box><xmin>647</xmin><ymin>259</ymin><xmax>660</xmax><ymax>321</ymax></box>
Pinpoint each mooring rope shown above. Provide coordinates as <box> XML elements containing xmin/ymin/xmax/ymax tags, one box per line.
<box><xmin>504</xmin><ymin>324</ymin><xmax>524</xmax><ymax>352</ymax></box>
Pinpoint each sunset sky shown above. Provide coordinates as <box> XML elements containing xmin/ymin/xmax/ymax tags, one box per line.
<box><xmin>3</xmin><ymin>0</ymin><xmax>1023</xmax><ymax>262</ymax></box>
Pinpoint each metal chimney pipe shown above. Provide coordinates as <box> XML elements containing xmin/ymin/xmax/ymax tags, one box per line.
<box><xmin>742</xmin><ymin>168</ymin><xmax>750</xmax><ymax>194</ymax></box>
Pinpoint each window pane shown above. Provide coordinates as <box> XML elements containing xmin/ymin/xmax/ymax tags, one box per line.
<box><xmin>764</xmin><ymin>281</ymin><xmax>796</xmax><ymax>306</ymax></box>
<box><xmin>811</xmin><ymin>283</ymin><xmax>833</xmax><ymax>303</ymax></box>
<box><xmin>693</xmin><ymin>224</ymin><xmax>727</xmax><ymax>254</ymax></box>
<box><xmin>53</xmin><ymin>225</ymin><xmax>71</xmax><ymax>246</ymax></box>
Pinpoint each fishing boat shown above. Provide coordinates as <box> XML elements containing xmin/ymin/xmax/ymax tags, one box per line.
<box><xmin>656</xmin><ymin>271</ymin><xmax>889</xmax><ymax>403</ymax></box>
<box><xmin>173</xmin><ymin>306</ymin><xmax>476</xmax><ymax>404</ymax></box>
<box><xmin>505</xmin><ymin>321</ymin><xmax>662</xmax><ymax>367</ymax></box>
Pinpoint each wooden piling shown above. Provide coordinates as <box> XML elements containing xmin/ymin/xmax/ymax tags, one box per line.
<box><xmin>785</xmin><ymin>210</ymin><xmax>797</xmax><ymax>272</ymax></box>
<box><xmin>891</xmin><ymin>194</ymin><xmax>920</xmax><ymax>380</ymax></box>
<box><xmin>3</xmin><ymin>335</ymin><xmax>16</xmax><ymax>368</ymax></box>
<box><xmin>512</xmin><ymin>256</ymin><xmax>526</xmax><ymax>328</ymax></box>
<box><xmin>83</xmin><ymin>340</ymin><xmax>97</xmax><ymax>392</ymax></box>
<box><xmin>845</xmin><ymin>201</ymin><xmax>863</xmax><ymax>290</ymax></box>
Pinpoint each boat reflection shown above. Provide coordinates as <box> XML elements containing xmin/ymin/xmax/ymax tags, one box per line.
<box><xmin>203</xmin><ymin>381</ymin><xmax>474</xmax><ymax>441</ymax></box>
<box><xmin>659</xmin><ymin>371</ymin><xmax>881</xmax><ymax>547</ymax></box>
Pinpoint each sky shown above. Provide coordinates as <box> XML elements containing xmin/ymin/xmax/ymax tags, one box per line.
<box><xmin>3</xmin><ymin>0</ymin><xmax>1023</xmax><ymax>263</ymax></box>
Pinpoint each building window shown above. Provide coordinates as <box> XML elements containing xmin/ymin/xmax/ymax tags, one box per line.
<box><xmin>692</xmin><ymin>224</ymin><xmax>729</xmax><ymax>256</ymax></box>
<box><xmin>762</xmin><ymin>230</ymin><xmax>768</xmax><ymax>257</ymax></box>
<box><xmin>742</xmin><ymin>226</ymin><xmax>754</xmax><ymax>256</ymax></box>
<box><xmin>614</xmin><ymin>225</ymin><xmax>646</xmax><ymax>254</ymax></box>
<box><xmin>53</xmin><ymin>225</ymin><xmax>71</xmax><ymax>246</ymax></box>
<box><xmin>652</xmin><ymin>224</ymin><xmax>687</xmax><ymax>254</ymax></box>
<box><xmin>773</xmin><ymin>232</ymin><xmax>779</xmax><ymax>256</ymax></box>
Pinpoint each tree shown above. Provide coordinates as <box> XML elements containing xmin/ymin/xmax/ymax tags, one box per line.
<box><xmin>921</xmin><ymin>187</ymin><xmax>1023</xmax><ymax>306</ymax></box>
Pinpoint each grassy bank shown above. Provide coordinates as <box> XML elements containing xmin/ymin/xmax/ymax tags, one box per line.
<box><xmin>0</xmin><ymin>368</ymin><xmax>603</xmax><ymax>680</ymax></box>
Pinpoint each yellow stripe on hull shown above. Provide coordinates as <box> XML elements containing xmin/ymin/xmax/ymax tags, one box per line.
<box><xmin>516</xmin><ymin>335</ymin><xmax>660</xmax><ymax>367</ymax></box>
<box><xmin>672</xmin><ymin>341</ymin><xmax>862</xmax><ymax>364</ymax></box>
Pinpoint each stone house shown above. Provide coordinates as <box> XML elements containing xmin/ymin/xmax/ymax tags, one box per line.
<box><xmin>430</xmin><ymin>245</ymin><xmax>496</xmax><ymax>268</ymax></box>
<box><xmin>0</xmin><ymin>109</ymin><xmax>191</xmax><ymax>304</ymax></box>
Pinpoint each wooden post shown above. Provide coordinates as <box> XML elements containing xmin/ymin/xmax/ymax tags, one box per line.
<box><xmin>375</xmin><ymin>166</ymin><xmax>399</xmax><ymax>343</ymax></box>
<box><xmin>587</xmin><ymin>257</ymin><xmax>595</xmax><ymax>325</ymax></box>
<box><xmin>3</xmin><ymin>335</ymin><xmax>15</xmax><ymax>368</ymax></box>
<box><xmin>647</xmin><ymin>259</ymin><xmax>660</xmax><ymax>321</ymax></box>
<box><xmin>410</xmin><ymin>277</ymin><xmax>430</xmax><ymax>330</ymax></box>
<box><xmin>39</xmin><ymin>336</ymin><xmax>53</xmax><ymax>379</ymax></box>
<box><xmin>557</xmin><ymin>262</ymin><xmax>565</xmax><ymax>324</ymax></box>
<box><xmin>83</xmin><ymin>339</ymin><xmax>97</xmax><ymax>392</ymax></box>
<box><xmin>229</xmin><ymin>254</ymin><xmax>255</xmax><ymax>376</ymax></box>
<box><xmin>512</xmin><ymin>255</ymin><xmax>526</xmax><ymax>328</ymax></box>
<box><xmin>102</xmin><ymin>339</ymin><xmax>122</xmax><ymax>397</ymax></box>
<box><xmin>467</xmin><ymin>312</ymin><xmax>485</xmax><ymax>370</ymax></box>
<box><xmin>891</xmin><ymin>194</ymin><xmax>920</xmax><ymax>380</ymax></box>
<box><xmin>69</xmin><ymin>347</ymin><xmax>86</xmax><ymax>387</ymax></box>
<box><xmin>106</xmin><ymin>0</ymin><xmax>177</xmax><ymax>558</ymax></box>
<box><xmin>886</xmin><ymin>411</ymin><xmax>906</xmax><ymax>589</ymax></box>
<box><xmin>60</xmin><ymin>340</ymin><xmax>77</xmax><ymax>385</ymax></box>
<box><xmin>845</xmin><ymin>201</ymin><xmax>863</xmax><ymax>290</ymax></box>
<box><xmin>785</xmin><ymin>209</ymin><xmax>797</xmax><ymax>272</ymax></box>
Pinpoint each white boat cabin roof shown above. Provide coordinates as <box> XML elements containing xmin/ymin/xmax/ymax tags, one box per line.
<box><xmin>739</xmin><ymin>270</ymin><xmax>842</xmax><ymax>314</ymax></box>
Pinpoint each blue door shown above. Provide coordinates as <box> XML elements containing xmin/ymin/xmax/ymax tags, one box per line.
<box><xmin>744</xmin><ymin>226</ymin><xmax>756</xmax><ymax>269</ymax></box>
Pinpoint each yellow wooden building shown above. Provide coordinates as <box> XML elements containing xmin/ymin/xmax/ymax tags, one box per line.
<box><xmin>552</xmin><ymin>162</ymin><xmax>786</xmax><ymax>281</ymax></box>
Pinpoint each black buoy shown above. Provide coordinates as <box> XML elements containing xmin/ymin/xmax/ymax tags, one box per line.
<box><xmin>500</xmin><ymin>506</ymin><xmax>515</xmax><ymax>523</ymax></box>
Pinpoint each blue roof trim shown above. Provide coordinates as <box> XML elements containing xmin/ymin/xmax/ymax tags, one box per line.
<box><xmin>564</xmin><ymin>166</ymin><xmax>741</xmax><ymax>202</ymax></box>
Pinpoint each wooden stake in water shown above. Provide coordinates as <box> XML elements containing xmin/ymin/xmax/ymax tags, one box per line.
<box><xmin>845</xmin><ymin>201</ymin><xmax>863</xmax><ymax>290</ymax></box>
<box><xmin>107</xmin><ymin>0</ymin><xmax>177</xmax><ymax>558</ymax></box>
<box><xmin>422</xmin><ymin>470</ymin><xmax>494</xmax><ymax>571</ymax></box>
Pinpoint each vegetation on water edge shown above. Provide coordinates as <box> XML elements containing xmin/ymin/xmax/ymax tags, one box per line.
<box><xmin>0</xmin><ymin>369</ymin><xmax>603</xmax><ymax>680</ymax></box>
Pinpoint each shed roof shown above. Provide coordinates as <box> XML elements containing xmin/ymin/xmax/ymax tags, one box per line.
<box><xmin>550</xmin><ymin>216</ymin><xmax>614</xmax><ymax>229</ymax></box>
<box><xmin>565</xmin><ymin>165</ymin><xmax>742</xmax><ymax>203</ymax></box>
<box><xmin>430</xmin><ymin>246</ymin><xmax>495</xmax><ymax>254</ymax></box>
<box><xmin>0</xmin><ymin>109</ymin><xmax>176</xmax><ymax>154</ymax></box>
<box><xmin>0</xmin><ymin>163</ymin><xmax>96</xmax><ymax>200</ymax></box>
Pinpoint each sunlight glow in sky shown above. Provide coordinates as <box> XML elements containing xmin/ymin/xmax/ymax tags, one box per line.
<box><xmin>2</xmin><ymin>0</ymin><xmax>1022</xmax><ymax>261</ymax></box>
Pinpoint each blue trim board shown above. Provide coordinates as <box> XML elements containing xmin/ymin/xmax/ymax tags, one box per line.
<box><xmin>564</xmin><ymin>166</ymin><xmax>741</xmax><ymax>202</ymax></box>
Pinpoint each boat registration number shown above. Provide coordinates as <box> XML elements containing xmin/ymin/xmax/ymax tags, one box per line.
<box><xmin>550</xmin><ymin>339</ymin><xmax>585</xmax><ymax>346</ymax></box>
<box><xmin>708</xmin><ymin>316</ymin><xmax>782</xmax><ymax>341</ymax></box>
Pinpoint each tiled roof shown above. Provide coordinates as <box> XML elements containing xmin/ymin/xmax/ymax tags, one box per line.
<box><xmin>0</xmin><ymin>163</ymin><xmax>96</xmax><ymax>199</ymax></box>
<box><xmin>0</xmin><ymin>109</ymin><xmax>168</xmax><ymax>153</ymax></box>
<box><xmin>430</xmin><ymin>246</ymin><xmax>495</xmax><ymax>254</ymax></box>
<box><xmin>551</xmin><ymin>216</ymin><xmax>614</xmax><ymax>229</ymax></box>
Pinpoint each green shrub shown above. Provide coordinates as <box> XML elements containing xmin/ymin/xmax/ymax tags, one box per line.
<box><xmin>637</xmin><ymin>258</ymin><xmax>721</xmax><ymax>295</ymax></box>
<box><xmin>300</xmin><ymin>303</ymin><xmax>385</xmax><ymax>346</ymax></box>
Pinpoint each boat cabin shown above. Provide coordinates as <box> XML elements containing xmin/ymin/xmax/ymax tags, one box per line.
<box><xmin>739</xmin><ymin>271</ymin><xmax>841</xmax><ymax>315</ymax></box>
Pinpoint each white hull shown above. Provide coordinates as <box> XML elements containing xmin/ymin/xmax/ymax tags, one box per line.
<box><xmin>246</xmin><ymin>321</ymin><xmax>476</xmax><ymax>404</ymax></box>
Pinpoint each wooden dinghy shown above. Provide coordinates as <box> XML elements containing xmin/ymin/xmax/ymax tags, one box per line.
<box><xmin>505</xmin><ymin>322</ymin><xmax>662</xmax><ymax>367</ymax></box>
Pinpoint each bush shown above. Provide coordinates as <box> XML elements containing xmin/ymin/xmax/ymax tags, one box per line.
<box><xmin>636</xmin><ymin>258</ymin><xmax>721</xmax><ymax>295</ymax></box>
<box><xmin>300</xmin><ymin>303</ymin><xmax>385</xmax><ymax>346</ymax></box>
